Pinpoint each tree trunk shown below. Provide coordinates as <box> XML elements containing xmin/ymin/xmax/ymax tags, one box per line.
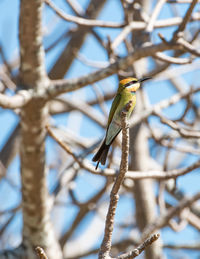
<box><xmin>19</xmin><ymin>0</ymin><xmax>62</xmax><ymax>258</ymax></box>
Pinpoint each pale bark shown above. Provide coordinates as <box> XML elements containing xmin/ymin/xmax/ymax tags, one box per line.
<box><xmin>19</xmin><ymin>0</ymin><xmax>62</xmax><ymax>258</ymax></box>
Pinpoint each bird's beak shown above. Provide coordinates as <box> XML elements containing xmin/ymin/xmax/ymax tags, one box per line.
<box><xmin>139</xmin><ymin>77</ymin><xmax>151</xmax><ymax>83</ymax></box>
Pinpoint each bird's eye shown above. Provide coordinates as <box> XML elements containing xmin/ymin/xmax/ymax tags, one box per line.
<box><xmin>124</xmin><ymin>80</ymin><xmax>137</xmax><ymax>88</ymax></box>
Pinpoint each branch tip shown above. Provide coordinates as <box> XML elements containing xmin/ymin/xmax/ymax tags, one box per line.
<box><xmin>35</xmin><ymin>246</ymin><xmax>48</xmax><ymax>259</ymax></box>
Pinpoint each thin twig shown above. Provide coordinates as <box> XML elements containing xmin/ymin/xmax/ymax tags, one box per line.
<box><xmin>174</xmin><ymin>0</ymin><xmax>199</xmax><ymax>37</ymax></box>
<box><xmin>46</xmin><ymin>125</ymin><xmax>81</xmax><ymax>165</ymax></box>
<box><xmin>125</xmin><ymin>158</ymin><xmax>200</xmax><ymax>180</ymax></box>
<box><xmin>129</xmin><ymin>86</ymin><xmax>200</xmax><ymax>128</ymax></box>
<box><xmin>44</xmin><ymin>128</ymin><xmax>200</xmax><ymax>179</ymax></box>
<box><xmin>75</xmin><ymin>52</ymin><xmax>109</xmax><ymax>68</ymax></box>
<box><xmin>164</xmin><ymin>243</ymin><xmax>200</xmax><ymax>250</ymax></box>
<box><xmin>111</xmin><ymin>12</ymin><xmax>200</xmax><ymax>49</ymax></box>
<box><xmin>177</xmin><ymin>37</ymin><xmax>200</xmax><ymax>56</ymax></box>
<box><xmin>146</xmin><ymin>0</ymin><xmax>167</xmax><ymax>33</ymax></box>
<box><xmin>98</xmin><ymin>105</ymin><xmax>130</xmax><ymax>259</ymax></box>
<box><xmin>66</xmin><ymin>0</ymin><xmax>85</xmax><ymax>16</ymax></box>
<box><xmin>117</xmin><ymin>234</ymin><xmax>160</xmax><ymax>259</ymax></box>
<box><xmin>155</xmin><ymin>111</ymin><xmax>200</xmax><ymax>138</ymax></box>
<box><xmin>168</xmin><ymin>0</ymin><xmax>200</xmax><ymax>3</ymax></box>
<box><xmin>152</xmin><ymin>137</ymin><xmax>200</xmax><ymax>155</ymax></box>
<box><xmin>48</xmin><ymin>42</ymin><xmax>177</xmax><ymax>98</ymax></box>
<box><xmin>55</xmin><ymin>97</ymin><xmax>106</xmax><ymax>127</ymax></box>
<box><xmin>154</xmin><ymin>52</ymin><xmax>193</xmax><ymax>64</ymax></box>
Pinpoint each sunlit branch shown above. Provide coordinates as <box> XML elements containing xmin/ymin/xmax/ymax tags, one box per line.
<box><xmin>111</xmin><ymin>13</ymin><xmax>200</xmax><ymax>49</ymax></box>
<box><xmin>155</xmin><ymin>111</ymin><xmax>200</xmax><ymax>138</ymax></box>
<box><xmin>154</xmin><ymin>52</ymin><xmax>193</xmax><ymax>64</ymax></box>
<box><xmin>47</xmin><ymin>42</ymin><xmax>176</xmax><ymax>98</ymax></box>
<box><xmin>146</xmin><ymin>0</ymin><xmax>167</xmax><ymax>33</ymax></box>
<box><xmin>75</xmin><ymin>52</ymin><xmax>109</xmax><ymax>68</ymax></box>
<box><xmin>43</xmin><ymin>128</ymin><xmax>200</xmax><ymax>179</ymax></box>
<box><xmin>129</xmin><ymin>86</ymin><xmax>200</xmax><ymax>127</ymax></box>
<box><xmin>152</xmin><ymin>137</ymin><xmax>200</xmax><ymax>155</ymax></box>
<box><xmin>45</xmin><ymin>0</ymin><xmax>124</xmax><ymax>28</ymax></box>
<box><xmin>66</xmin><ymin>0</ymin><xmax>85</xmax><ymax>16</ymax></box>
<box><xmin>0</xmin><ymin>90</ymin><xmax>32</xmax><ymax>109</ymax></box>
<box><xmin>177</xmin><ymin>37</ymin><xmax>200</xmax><ymax>56</ymax></box>
<box><xmin>0</xmin><ymin>70</ymin><xmax>16</xmax><ymax>90</ymax></box>
<box><xmin>55</xmin><ymin>97</ymin><xmax>106</xmax><ymax>128</ymax></box>
<box><xmin>174</xmin><ymin>0</ymin><xmax>199</xmax><ymax>36</ymax></box>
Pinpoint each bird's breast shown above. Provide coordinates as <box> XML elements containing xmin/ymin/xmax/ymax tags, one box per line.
<box><xmin>115</xmin><ymin>92</ymin><xmax>136</xmax><ymax>118</ymax></box>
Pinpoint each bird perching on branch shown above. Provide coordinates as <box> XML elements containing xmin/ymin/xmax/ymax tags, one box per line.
<box><xmin>92</xmin><ymin>77</ymin><xmax>151</xmax><ymax>170</ymax></box>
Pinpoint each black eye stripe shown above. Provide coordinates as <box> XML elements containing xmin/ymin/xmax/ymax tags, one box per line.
<box><xmin>124</xmin><ymin>80</ymin><xmax>137</xmax><ymax>87</ymax></box>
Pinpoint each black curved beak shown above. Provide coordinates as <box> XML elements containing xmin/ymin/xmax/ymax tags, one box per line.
<box><xmin>139</xmin><ymin>77</ymin><xmax>151</xmax><ymax>83</ymax></box>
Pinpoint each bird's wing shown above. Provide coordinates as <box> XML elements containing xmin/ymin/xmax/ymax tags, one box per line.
<box><xmin>107</xmin><ymin>92</ymin><xmax>121</xmax><ymax>128</ymax></box>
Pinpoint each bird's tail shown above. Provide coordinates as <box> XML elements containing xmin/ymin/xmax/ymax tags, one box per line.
<box><xmin>92</xmin><ymin>139</ymin><xmax>110</xmax><ymax>170</ymax></box>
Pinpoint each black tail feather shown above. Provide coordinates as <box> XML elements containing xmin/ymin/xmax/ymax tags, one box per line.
<box><xmin>92</xmin><ymin>139</ymin><xmax>110</xmax><ymax>170</ymax></box>
<box><xmin>95</xmin><ymin>161</ymin><xmax>100</xmax><ymax>170</ymax></box>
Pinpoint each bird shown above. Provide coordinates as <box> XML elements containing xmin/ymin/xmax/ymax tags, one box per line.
<box><xmin>92</xmin><ymin>77</ymin><xmax>151</xmax><ymax>170</ymax></box>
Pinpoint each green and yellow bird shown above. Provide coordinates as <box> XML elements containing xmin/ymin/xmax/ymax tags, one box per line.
<box><xmin>92</xmin><ymin>77</ymin><xmax>151</xmax><ymax>169</ymax></box>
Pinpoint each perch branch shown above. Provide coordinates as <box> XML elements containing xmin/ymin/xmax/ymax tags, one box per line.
<box><xmin>98</xmin><ymin>103</ymin><xmax>130</xmax><ymax>259</ymax></box>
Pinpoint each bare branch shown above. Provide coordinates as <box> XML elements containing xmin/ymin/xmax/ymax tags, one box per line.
<box><xmin>0</xmin><ymin>90</ymin><xmax>32</xmax><ymax>109</ymax></box>
<box><xmin>55</xmin><ymin>97</ymin><xmax>106</xmax><ymax>128</ymax></box>
<box><xmin>48</xmin><ymin>42</ymin><xmax>177</xmax><ymax>98</ymax></box>
<box><xmin>117</xmin><ymin>234</ymin><xmax>160</xmax><ymax>259</ymax></box>
<box><xmin>146</xmin><ymin>0</ymin><xmax>167</xmax><ymax>33</ymax></box>
<box><xmin>46</xmin><ymin>125</ymin><xmax>81</xmax><ymax>166</ymax></box>
<box><xmin>152</xmin><ymin>137</ymin><xmax>200</xmax><ymax>155</ymax></box>
<box><xmin>45</xmin><ymin>0</ymin><xmax>124</xmax><ymax>28</ymax></box>
<box><xmin>125</xmin><ymin>158</ymin><xmax>200</xmax><ymax>180</ymax></box>
<box><xmin>98</xmin><ymin>107</ymin><xmax>130</xmax><ymax>259</ymax></box>
<box><xmin>42</xmin><ymin>134</ymin><xmax>200</xmax><ymax>180</ymax></box>
<box><xmin>177</xmin><ymin>37</ymin><xmax>200</xmax><ymax>56</ymax></box>
<box><xmin>154</xmin><ymin>52</ymin><xmax>193</xmax><ymax>64</ymax></box>
<box><xmin>164</xmin><ymin>243</ymin><xmax>200</xmax><ymax>250</ymax></box>
<box><xmin>155</xmin><ymin>112</ymin><xmax>200</xmax><ymax>138</ymax></box>
<box><xmin>111</xmin><ymin>12</ymin><xmax>200</xmax><ymax>49</ymax></box>
<box><xmin>66</xmin><ymin>0</ymin><xmax>85</xmax><ymax>16</ymax></box>
<box><xmin>168</xmin><ymin>0</ymin><xmax>200</xmax><ymax>3</ymax></box>
<box><xmin>129</xmin><ymin>86</ymin><xmax>200</xmax><ymax>127</ymax></box>
<box><xmin>174</xmin><ymin>0</ymin><xmax>199</xmax><ymax>37</ymax></box>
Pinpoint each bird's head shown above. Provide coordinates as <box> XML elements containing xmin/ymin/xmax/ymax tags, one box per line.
<box><xmin>118</xmin><ymin>77</ymin><xmax>151</xmax><ymax>93</ymax></box>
